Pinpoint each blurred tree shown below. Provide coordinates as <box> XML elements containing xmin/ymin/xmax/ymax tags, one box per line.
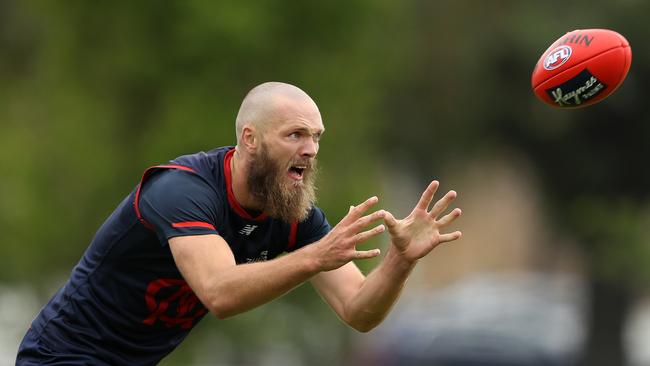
<box><xmin>0</xmin><ymin>0</ymin><xmax>403</xmax><ymax>279</ymax></box>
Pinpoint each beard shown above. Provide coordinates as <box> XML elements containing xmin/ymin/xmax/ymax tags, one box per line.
<box><xmin>247</xmin><ymin>143</ymin><xmax>318</xmax><ymax>223</ymax></box>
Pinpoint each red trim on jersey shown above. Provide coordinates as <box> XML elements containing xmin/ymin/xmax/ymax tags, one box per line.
<box><xmin>133</xmin><ymin>164</ymin><xmax>198</xmax><ymax>230</ymax></box>
<box><xmin>287</xmin><ymin>222</ymin><xmax>298</xmax><ymax>250</ymax></box>
<box><xmin>223</xmin><ymin>149</ymin><xmax>268</xmax><ymax>221</ymax></box>
<box><xmin>171</xmin><ymin>221</ymin><xmax>216</xmax><ymax>231</ymax></box>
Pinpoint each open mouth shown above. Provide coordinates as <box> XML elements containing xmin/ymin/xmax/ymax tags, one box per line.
<box><xmin>288</xmin><ymin>165</ymin><xmax>306</xmax><ymax>180</ymax></box>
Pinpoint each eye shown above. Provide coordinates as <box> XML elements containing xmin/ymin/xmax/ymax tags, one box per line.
<box><xmin>288</xmin><ymin>132</ymin><xmax>300</xmax><ymax>139</ymax></box>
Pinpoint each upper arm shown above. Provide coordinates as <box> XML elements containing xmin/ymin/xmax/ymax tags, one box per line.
<box><xmin>310</xmin><ymin>261</ymin><xmax>366</xmax><ymax>321</ymax></box>
<box><xmin>169</xmin><ymin>234</ymin><xmax>235</xmax><ymax>310</ymax></box>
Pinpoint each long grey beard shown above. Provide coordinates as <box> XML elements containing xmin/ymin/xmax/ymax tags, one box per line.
<box><xmin>247</xmin><ymin>151</ymin><xmax>317</xmax><ymax>223</ymax></box>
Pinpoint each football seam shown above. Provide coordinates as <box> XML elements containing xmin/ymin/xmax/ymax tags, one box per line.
<box><xmin>605</xmin><ymin>44</ymin><xmax>632</xmax><ymax>97</ymax></box>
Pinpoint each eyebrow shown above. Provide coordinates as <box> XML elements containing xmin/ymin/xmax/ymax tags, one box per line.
<box><xmin>287</xmin><ymin>126</ymin><xmax>325</xmax><ymax>135</ymax></box>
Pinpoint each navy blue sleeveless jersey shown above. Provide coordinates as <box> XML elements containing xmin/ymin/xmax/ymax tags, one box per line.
<box><xmin>16</xmin><ymin>146</ymin><xmax>331</xmax><ymax>365</ymax></box>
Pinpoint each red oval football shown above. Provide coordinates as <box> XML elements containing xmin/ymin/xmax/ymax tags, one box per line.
<box><xmin>531</xmin><ymin>29</ymin><xmax>632</xmax><ymax>108</ymax></box>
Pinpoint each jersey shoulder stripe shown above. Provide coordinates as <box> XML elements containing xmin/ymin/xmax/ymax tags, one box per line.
<box><xmin>171</xmin><ymin>221</ymin><xmax>216</xmax><ymax>230</ymax></box>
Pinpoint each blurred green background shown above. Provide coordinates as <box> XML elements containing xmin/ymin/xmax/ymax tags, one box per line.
<box><xmin>2</xmin><ymin>1</ymin><xmax>650</xmax><ymax>365</ymax></box>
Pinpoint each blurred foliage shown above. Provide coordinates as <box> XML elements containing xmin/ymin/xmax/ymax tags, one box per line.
<box><xmin>0</xmin><ymin>0</ymin><xmax>403</xmax><ymax>282</ymax></box>
<box><xmin>1</xmin><ymin>0</ymin><xmax>405</xmax><ymax>364</ymax></box>
<box><xmin>2</xmin><ymin>0</ymin><xmax>650</xmax><ymax>364</ymax></box>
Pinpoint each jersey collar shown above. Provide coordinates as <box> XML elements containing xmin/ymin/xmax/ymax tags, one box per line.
<box><xmin>224</xmin><ymin>149</ymin><xmax>268</xmax><ymax>221</ymax></box>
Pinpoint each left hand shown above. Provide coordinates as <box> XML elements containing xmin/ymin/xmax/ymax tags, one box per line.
<box><xmin>384</xmin><ymin>181</ymin><xmax>462</xmax><ymax>263</ymax></box>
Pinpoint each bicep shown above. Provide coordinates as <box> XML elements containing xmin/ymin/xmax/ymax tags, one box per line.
<box><xmin>169</xmin><ymin>234</ymin><xmax>235</xmax><ymax>307</ymax></box>
<box><xmin>311</xmin><ymin>261</ymin><xmax>365</xmax><ymax>319</ymax></box>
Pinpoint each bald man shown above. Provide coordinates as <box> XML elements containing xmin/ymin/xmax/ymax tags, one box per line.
<box><xmin>17</xmin><ymin>82</ymin><xmax>462</xmax><ymax>365</ymax></box>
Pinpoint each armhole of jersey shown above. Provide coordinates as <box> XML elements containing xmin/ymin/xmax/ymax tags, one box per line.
<box><xmin>133</xmin><ymin>164</ymin><xmax>198</xmax><ymax>230</ymax></box>
<box><xmin>286</xmin><ymin>222</ymin><xmax>298</xmax><ymax>250</ymax></box>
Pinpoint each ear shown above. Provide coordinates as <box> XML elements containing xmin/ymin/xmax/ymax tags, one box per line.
<box><xmin>241</xmin><ymin>124</ymin><xmax>258</xmax><ymax>152</ymax></box>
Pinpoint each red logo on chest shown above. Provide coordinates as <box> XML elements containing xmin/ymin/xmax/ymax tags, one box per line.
<box><xmin>142</xmin><ymin>278</ymin><xmax>208</xmax><ymax>329</ymax></box>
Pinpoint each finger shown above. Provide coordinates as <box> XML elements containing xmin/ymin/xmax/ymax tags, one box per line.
<box><xmin>438</xmin><ymin>231</ymin><xmax>462</xmax><ymax>244</ymax></box>
<box><xmin>351</xmin><ymin>210</ymin><xmax>386</xmax><ymax>231</ymax></box>
<box><xmin>415</xmin><ymin>181</ymin><xmax>439</xmax><ymax>211</ymax></box>
<box><xmin>436</xmin><ymin>208</ymin><xmax>462</xmax><ymax>226</ymax></box>
<box><xmin>342</xmin><ymin>196</ymin><xmax>379</xmax><ymax>224</ymax></box>
<box><xmin>429</xmin><ymin>190</ymin><xmax>457</xmax><ymax>218</ymax></box>
<box><xmin>354</xmin><ymin>224</ymin><xmax>386</xmax><ymax>244</ymax></box>
<box><xmin>353</xmin><ymin>249</ymin><xmax>381</xmax><ymax>260</ymax></box>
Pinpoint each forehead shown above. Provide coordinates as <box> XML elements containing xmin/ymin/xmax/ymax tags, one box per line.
<box><xmin>270</xmin><ymin>97</ymin><xmax>324</xmax><ymax>132</ymax></box>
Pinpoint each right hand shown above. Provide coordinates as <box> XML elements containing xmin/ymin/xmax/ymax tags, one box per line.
<box><xmin>311</xmin><ymin>196</ymin><xmax>386</xmax><ymax>272</ymax></box>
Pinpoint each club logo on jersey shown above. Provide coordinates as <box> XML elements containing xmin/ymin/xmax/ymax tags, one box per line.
<box><xmin>545</xmin><ymin>68</ymin><xmax>607</xmax><ymax>107</ymax></box>
<box><xmin>544</xmin><ymin>45</ymin><xmax>572</xmax><ymax>70</ymax></box>
<box><xmin>142</xmin><ymin>278</ymin><xmax>207</xmax><ymax>329</ymax></box>
<box><xmin>246</xmin><ymin>250</ymin><xmax>268</xmax><ymax>263</ymax></box>
<box><xmin>238</xmin><ymin>224</ymin><xmax>258</xmax><ymax>236</ymax></box>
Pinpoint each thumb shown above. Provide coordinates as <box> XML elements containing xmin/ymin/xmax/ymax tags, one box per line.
<box><xmin>383</xmin><ymin>210</ymin><xmax>398</xmax><ymax>230</ymax></box>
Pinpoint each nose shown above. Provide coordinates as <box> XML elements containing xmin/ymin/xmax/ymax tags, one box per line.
<box><xmin>300</xmin><ymin>137</ymin><xmax>318</xmax><ymax>158</ymax></box>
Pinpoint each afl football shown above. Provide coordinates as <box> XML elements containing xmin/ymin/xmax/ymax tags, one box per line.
<box><xmin>531</xmin><ymin>29</ymin><xmax>632</xmax><ymax>108</ymax></box>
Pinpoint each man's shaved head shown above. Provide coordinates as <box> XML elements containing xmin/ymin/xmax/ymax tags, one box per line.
<box><xmin>235</xmin><ymin>82</ymin><xmax>320</xmax><ymax>145</ymax></box>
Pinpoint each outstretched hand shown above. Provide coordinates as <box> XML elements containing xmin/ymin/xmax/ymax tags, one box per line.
<box><xmin>312</xmin><ymin>196</ymin><xmax>386</xmax><ymax>272</ymax></box>
<box><xmin>383</xmin><ymin>181</ymin><xmax>462</xmax><ymax>263</ymax></box>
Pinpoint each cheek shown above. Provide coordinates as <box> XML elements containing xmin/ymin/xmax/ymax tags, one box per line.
<box><xmin>267</xmin><ymin>147</ymin><xmax>288</xmax><ymax>162</ymax></box>
<box><xmin>274</xmin><ymin>142</ymin><xmax>300</xmax><ymax>159</ymax></box>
